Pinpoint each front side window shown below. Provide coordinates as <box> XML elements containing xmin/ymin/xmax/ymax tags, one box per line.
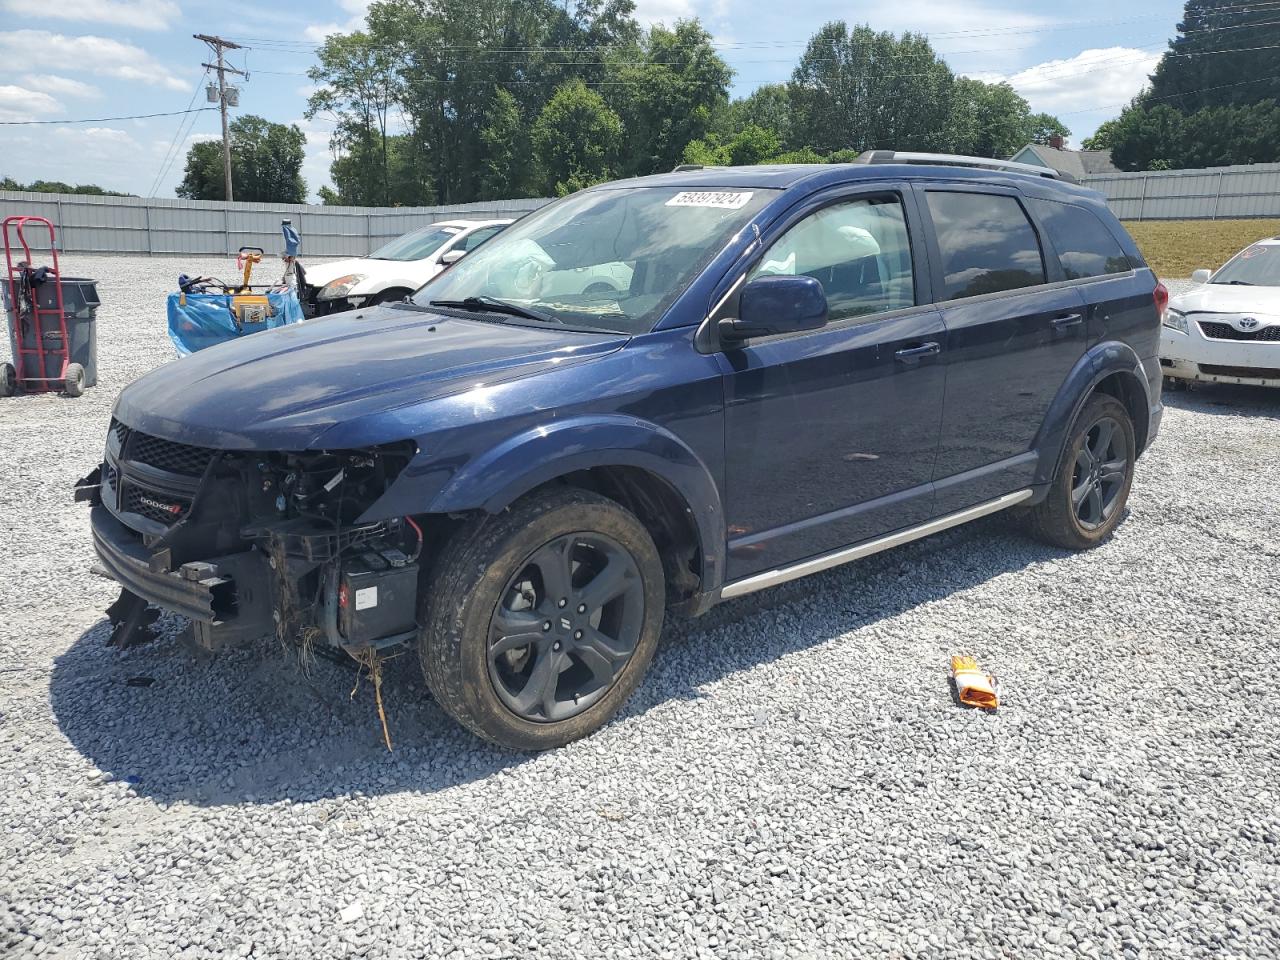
<box><xmin>1029</xmin><ymin>199</ymin><xmax>1129</xmax><ymax>280</ymax></box>
<box><xmin>414</xmin><ymin>187</ymin><xmax>776</xmax><ymax>334</ymax></box>
<box><xmin>927</xmin><ymin>191</ymin><xmax>1046</xmax><ymax>300</ymax></box>
<box><xmin>370</xmin><ymin>225</ymin><xmax>462</xmax><ymax>261</ymax></box>
<box><xmin>747</xmin><ymin>195</ymin><xmax>916</xmax><ymax>322</ymax></box>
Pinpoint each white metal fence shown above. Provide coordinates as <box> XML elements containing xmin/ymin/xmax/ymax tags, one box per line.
<box><xmin>4</xmin><ymin>159</ymin><xmax>1279</xmax><ymax>255</ymax></box>
<box><xmin>1081</xmin><ymin>161</ymin><xmax>1280</xmax><ymax>221</ymax></box>
<box><xmin>0</xmin><ymin>191</ymin><xmax>552</xmax><ymax>257</ymax></box>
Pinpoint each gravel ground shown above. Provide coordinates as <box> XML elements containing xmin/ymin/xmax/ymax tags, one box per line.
<box><xmin>2</xmin><ymin>262</ymin><xmax>1279</xmax><ymax>959</ymax></box>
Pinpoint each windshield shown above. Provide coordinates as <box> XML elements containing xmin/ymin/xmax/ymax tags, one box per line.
<box><xmin>413</xmin><ymin>186</ymin><xmax>776</xmax><ymax>334</ymax></box>
<box><xmin>370</xmin><ymin>225</ymin><xmax>462</xmax><ymax>261</ymax></box>
<box><xmin>1212</xmin><ymin>243</ymin><xmax>1280</xmax><ymax>286</ymax></box>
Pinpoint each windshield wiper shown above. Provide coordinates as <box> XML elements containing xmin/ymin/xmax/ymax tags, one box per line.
<box><xmin>429</xmin><ymin>296</ymin><xmax>558</xmax><ymax>324</ymax></box>
<box><xmin>1215</xmin><ymin>279</ymin><xmax>1255</xmax><ymax>286</ymax></box>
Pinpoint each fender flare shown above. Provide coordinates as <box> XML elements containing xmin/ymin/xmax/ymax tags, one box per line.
<box><xmin>1032</xmin><ymin>339</ymin><xmax>1154</xmax><ymax>488</ymax></box>
<box><xmin>427</xmin><ymin>415</ymin><xmax>726</xmax><ymax>589</ymax></box>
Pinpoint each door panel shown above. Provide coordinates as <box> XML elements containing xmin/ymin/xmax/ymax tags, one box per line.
<box><xmin>917</xmin><ymin>186</ymin><xmax>1089</xmax><ymax>513</ymax></box>
<box><xmin>932</xmin><ymin>285</ymin><xmax>1087</xmax><ymax>512</ymax></box>
<box><xmin>721</xmin><ymin>308</ymin><xmax>946</xmax><ymax>579</ymax></box>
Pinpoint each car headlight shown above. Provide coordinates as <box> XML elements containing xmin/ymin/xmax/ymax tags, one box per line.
<box><xmin>318</xmin><ymin>274</ymin><xmax>367</xmax><ymax>300</ymax></box>
<box><xmin>1163</xmin><ymin>308</ymin><xmax>1188</xmax><ymax>334</ymax></box>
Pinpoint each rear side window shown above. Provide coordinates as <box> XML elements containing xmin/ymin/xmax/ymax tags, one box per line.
<box><xmin>926</xmin><ymin>191</ymin><xmax>1046</xmax><ymax>300</ymax></box>
<box><xmin>1029</xmin><ymin>199</ymin><xmax>1129</xmax><ymax>279</ymax></box>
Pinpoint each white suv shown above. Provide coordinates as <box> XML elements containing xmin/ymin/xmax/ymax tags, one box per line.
<box><xmin>1163</xmin><ymin>239</ymin><xmax>1280</xmax><ymax>388</ymax></box>
<box><xmin>305</xmin><ymin>219</ymin><xmax>511</xmax><ymax>315</ymax></box>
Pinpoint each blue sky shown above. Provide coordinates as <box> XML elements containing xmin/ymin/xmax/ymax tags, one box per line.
<box><xmin>0</xmin><ymin>0</ymin><xmax>1185</xmax><ymax>201</ymax></box>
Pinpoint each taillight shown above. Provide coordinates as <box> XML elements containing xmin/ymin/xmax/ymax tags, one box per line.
<box><xmin>1153</xmin><ymin>280</ymin><xmax>1169</xmax><ymax>321</ymax></box>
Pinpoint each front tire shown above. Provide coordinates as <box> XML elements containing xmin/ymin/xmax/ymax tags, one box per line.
<box><xmin>1026</xmin><ymin>393</ymin><xmax>1136</xmax><ymax>550</ymax></box>
<box><xmin>421</xmin><ymin>487</ymin><xmax>665</xmax><ymax>750</ymax></box>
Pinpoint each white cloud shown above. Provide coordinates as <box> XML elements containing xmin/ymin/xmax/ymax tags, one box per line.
<box><xmin>19</xmin><ymin>74</ymin><xmax>102</xmax><ymax>99</ymax></box>
<box><xmin>304</xmin><ymin>0</ymin><xmax>372</xmax><ymax>41</ymax></box>
<box><xmin>0</xmin><ymin>31</ymin><xmax>188</xmax><ymax>92</ymax></box>
<box><xmin>0</xmin><ymin>0</ymin><xmax>180</xmax><ymax>30</ymax></box>
<box><xmin>987</xmin><ymin>47</ymin><xmax>1160</xmax><ymax>116</ymax></box>
<box><xmin>633</xmin><ymin>0</ymin><xmax>695</xmax><ymax>26</ymax></box>
<box><xmin>0</xmin><ymin>84</ymin><xmax>63</xmax><ymax>122</ymax></box>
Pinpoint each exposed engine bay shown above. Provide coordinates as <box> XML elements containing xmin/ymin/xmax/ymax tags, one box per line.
<box><xmin>77</xmin><ymin>418</ymin><xmax>423</xmax><ymax>654</ymax></box>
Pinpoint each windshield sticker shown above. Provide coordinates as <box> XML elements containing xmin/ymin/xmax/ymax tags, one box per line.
<box><xmin>1240</xmin><ymin>244</ymin><xmax>1269</xmax><ymax>259</ymax></box>
<box><xmin>666</xmin><ymin>191</ymin><xmax>754</xmax><ymax>210</ymax></box>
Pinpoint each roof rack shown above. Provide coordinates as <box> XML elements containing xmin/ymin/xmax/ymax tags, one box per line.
<box><xmin>854</xmin><ymin>150</ymin><xmax>1074</xmax><ymax>182</ymax></box>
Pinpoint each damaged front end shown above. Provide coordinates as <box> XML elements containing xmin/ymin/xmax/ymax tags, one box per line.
<box><xmin>77</xmin><ymin>417</ymin><xmax>422</xmax><ymax>655</ymax></box>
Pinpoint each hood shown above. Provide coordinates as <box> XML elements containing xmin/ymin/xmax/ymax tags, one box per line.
<box><xmin>1171</xmin><ymin>282</ymin><xmax>1280</xmax><ymax>319</ymax></box>
<box><xmin>115</xmin><ymin>305</ymin><xmax>625</xmax><ymax>450</ymax></box>
<box><xmin>305</xmin><ymin>256</ymin><xmax>436</xmax><ymax>292</ymax></box>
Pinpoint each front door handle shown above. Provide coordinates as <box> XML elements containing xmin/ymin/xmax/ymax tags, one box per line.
<box><xmin>894</xmin><ymin>341</ymin><xmax>941</xmax><ymax>364</ymax></box>
<box><xmin>1051</xmin><ymin>313</ymin><xmax>1084</xmax><ymax>330</ymax></box>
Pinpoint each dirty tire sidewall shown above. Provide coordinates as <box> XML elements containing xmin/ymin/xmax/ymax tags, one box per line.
<box><xmin>421</xmin><ymin>487</ymin><xmax>665</xmax><ymax>750</ymax></box>
<box><xmin>1028</xmin><ymin>393</ymin><xmax>1136</xmax><ymax>550</ymax></box>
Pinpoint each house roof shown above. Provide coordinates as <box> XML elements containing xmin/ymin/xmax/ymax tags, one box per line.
<box><xmin>1009</xmin><ymin>144</ymin><xmax>1119</xmax><ymax>178</ymax></box>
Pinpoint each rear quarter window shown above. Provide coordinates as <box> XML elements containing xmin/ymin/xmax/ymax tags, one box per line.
<box><xmin>925</xmin><ymin>191</ymin><xmax>1046</xmax><ymax>300</ymax></box>
<box><xmin>1029</xmin><ymin>199</ymin><xmax>1130</xmax><ymax>279</ymax></box>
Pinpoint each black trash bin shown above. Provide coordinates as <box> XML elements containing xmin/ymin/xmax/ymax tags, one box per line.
<box><xmin>4</xmin><ymin>276</ymin><xmax>100</xmax><ymax>389</ymax></box>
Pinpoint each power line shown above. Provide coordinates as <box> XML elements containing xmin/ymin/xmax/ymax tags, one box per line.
<box><xmin>148</xmin><ymin>66</ymin><xmax>210</xmax><ymax>198</ymax></box>
<box><xmin>0</xmin><ymin>107</ymin><xmax>217</xmax><ymax>125</ymax></box>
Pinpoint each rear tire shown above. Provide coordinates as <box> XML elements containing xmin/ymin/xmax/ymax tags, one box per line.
<box><xmin>1025</xmin><ymin>393</ymin><xmax>1136</xmax><ymax>550</ymax></box>
<box><xmin>420</xmin><ymin>487</ymin><xmax>665</xmax><ymax>750</ymax></box>
<box><xmin>63</xmin><ymin>362</ymin><xmax>85</xmax><ymax>398</ymax></box>
<box><xmin>0</xmin><ymin>362</ymin><xmax>15</xmax><ymax>397</ymax></box>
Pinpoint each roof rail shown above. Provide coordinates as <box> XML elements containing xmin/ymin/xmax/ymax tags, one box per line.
<box><xmin>854</xmin><ymin>150</ymin><xmax>1074</xmax><ymax>182</ymax></box>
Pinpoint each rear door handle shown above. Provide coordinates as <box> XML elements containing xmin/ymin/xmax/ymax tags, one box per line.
<box><xmin>894</xmin><ymin>341</ymin><xmax>941</xmax><ymax>364</ymax></box>
<box><xmin>1051</xmin><ymin>313</ymin><xmax>1084</xmax><ymax>330</ymax></box>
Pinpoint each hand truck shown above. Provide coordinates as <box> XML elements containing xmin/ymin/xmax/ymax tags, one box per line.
<box><xmin>2</xmin><ymin>215</ymin><xmax>85</xmax><ymax>397</ymax></box>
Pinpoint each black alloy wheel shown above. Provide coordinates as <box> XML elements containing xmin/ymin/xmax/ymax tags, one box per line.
<box><xmin>487</xmin><ymin>533</ymin><xmax>644</xmax><ymax>723</ymax></box>
<box><xmin>421</xmin><ymin>486</ymin><xmax>665</xmax><ymax>750</ymax></box>
<box><xmin>1024</xmin><ymin>393</ymin><xmax>1136</xmax><ymax>550</ymax></box>
<box><xmin>1070</xmin><ymin>415</ymin><xmax>1130</xmax><ymax>530</ymax></box>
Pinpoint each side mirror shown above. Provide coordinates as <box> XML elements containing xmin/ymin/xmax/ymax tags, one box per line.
<box><xmin>439</xmin><ymin>249</ymin><xmax>466</xmax><ymax>266</ymax></box>
<box><xmin>1191</xmin><ymin>268</ymin><xmax>1212</xmax><ymax>284</ymax></box>
<box><xmin>718</xmin><ymin>275</ymin><xmax>828</xmax><ymax>344</ymax></box>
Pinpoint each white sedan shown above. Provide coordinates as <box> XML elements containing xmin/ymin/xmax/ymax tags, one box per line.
<box><xmin>304</xmin><ymin>219</ymin><xmax>512</xmax><ymax>315</ymax></box>
<box><xmin>1162</xmin><ymin>239</ymin><xmax>1280</xmax><ymax>388</ymax></box>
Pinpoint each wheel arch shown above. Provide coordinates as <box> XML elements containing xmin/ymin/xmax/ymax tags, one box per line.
<box><xmin>426</xmin><ymin>415</ymin><xmax>725</xmax><ymax>604</ymax></box>
<box><xmin>1033</xmin><ymin>340</ymin><xmax>1154</xmax><ymax>488</ymax></box>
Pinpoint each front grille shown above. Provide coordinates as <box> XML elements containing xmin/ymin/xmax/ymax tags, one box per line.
<box><xmin>108</xmin><ymin>418</ymin><xmax>217</xmax><ymax>477</ymax></box>
<box><xmin>1199</xmin><ymin>363</ymin><xmax>1280</xmax><ymax>380</ymax></box>
<box><xmin>122</xmin><ymin>483</ymin><xmax>191</xmax><ymax>525</ymax></box>
<box><xmin>1198</xmin><ymin>320</ymin><xmax>1280</xmax><ymax>342</ymax></box>
<box><xmin>127</xmin><ymin>432</ymin><xmax>216</xmax><ymax>477</ymax></box>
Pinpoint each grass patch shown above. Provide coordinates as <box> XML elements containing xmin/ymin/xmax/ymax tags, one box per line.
<box><xmin>1122</xmin><ymin>218</ymin><xmax>1280</xmax><ymax>279</ymax></box>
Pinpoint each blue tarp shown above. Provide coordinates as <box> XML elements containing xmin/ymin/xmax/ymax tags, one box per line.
<box><xmin>167</xmin><ymin>289</ymin><xmax>305</xmax><ymax>356</ymax></box>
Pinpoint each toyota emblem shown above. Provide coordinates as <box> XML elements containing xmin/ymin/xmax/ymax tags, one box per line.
<box><xmin>1239</xmin><ymin>316</ymin><xmax>1260</xmax><ymax>330</ymax></box>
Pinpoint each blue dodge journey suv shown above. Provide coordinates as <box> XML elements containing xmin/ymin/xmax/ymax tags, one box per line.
<box><xmin>80</xmin><ymin>152</ymin><xmax>1165</xmax><ymax>748</ymax></box>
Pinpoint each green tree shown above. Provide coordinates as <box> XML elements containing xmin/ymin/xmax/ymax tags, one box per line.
<box><xmin>0</xmin><ymin>177</ymin><xmax>130</xmax><ymax>196</ymax></box>
<box><xmin>723</xmin><ymin>84</ymin><xmax>794</xmax><ymax>150</ymax></box>
<box><xmin>531</xmin><ymin>80</ymin><xmax>623</xmax><ymax>194</ymax></box>
<box><xmin>608</xmin><ymin>20</ymin><xmax>733</xmax><ymax>177</ymax></box>
<box><xmin>306</xmin><ymin>31</ymin><xmax>402</xmax><ymax>206</ymax></box>
<box><xmin>1028</xmin><ymin>113</ymin><xmax>1071</xmax><ymax>146</ymax></box>
<box><xmin>790</xmin><ymin>24</ymin><xmax>955</xmax><ymax>155</ymax></box>
<box><xmin>1081</xmin><ymin>118</ymin><xmax>1121</xmax><ymax>151</ymax></box>
<box><xmin>682</xmin><ymin>123</ymin><xmax>783</xmax><ymax>166</ymax></box>
<box><xmin>478</xmin><ymin>88</ymin><xmax>529</xmax><ymax>200</ymax></box>
<box><xmin>1148</xmin><ymin>0</ymin><xmax>1280</xmax><ymax>111</ymax></box>
<box><xmin>176</xmin><ymin>115</ymin><xmax>307</xmax><ymax>202</ymax></box>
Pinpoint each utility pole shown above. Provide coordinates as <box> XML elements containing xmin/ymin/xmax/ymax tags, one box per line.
<box><xmin>194</xmin><ymin>34</ymin><xmax>245</xmax><ymax>202</ymax></box>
